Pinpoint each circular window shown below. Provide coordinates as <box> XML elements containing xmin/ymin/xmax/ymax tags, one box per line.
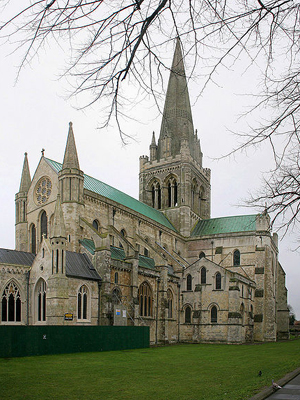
<box><xmin>34</xmin><ymin>177</ymin><xmax>52</xmax><ymax>205</ymax></box>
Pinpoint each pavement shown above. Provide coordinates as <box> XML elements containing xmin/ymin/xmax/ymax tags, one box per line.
<box><xmin>249</xmin><ymin>368</ymin><xmax>300</xmax><ymax>400</ymax></box>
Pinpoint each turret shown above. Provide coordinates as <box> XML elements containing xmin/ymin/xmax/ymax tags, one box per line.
<box><xmin>15</xmin><ymin>152</ymin><xmax>31</xmax><ymax>252</ymax></box>
<box><xmin>58</xmin><ymin>122</ymin><xmax>84</xmax><ymax>251</ymax></box>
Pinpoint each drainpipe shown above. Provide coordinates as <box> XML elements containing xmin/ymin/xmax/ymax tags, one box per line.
<box><xmin>211</xmin><ymin>241</ymin><xmax>214</xmax><ymax>262</ymax></box>
<box><xmin>97</xmin><ymin>280</ymin><xmax>102</xmax><ymax>325</ymax></box>
<box><xmin>26</xmin><ymin>270</ymin><xmax>30</xmax><ymax>325</ymax></box>
<box><xmin>177</xmin><ymin>282</ymin><xmax>181</xmax><ymax>343</ymax></box>
<box><xmin>155</xmin><ymin>277</ymin><xmax>160</xmax><ymax>345</ymax></box>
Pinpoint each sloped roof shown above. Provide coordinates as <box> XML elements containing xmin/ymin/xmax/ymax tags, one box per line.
<box><xmin>45</xmin><ymin>158</ymin><xmax>176</xmax><ymax>232</ymax></box>
<box><xmin>0</xmin><ymin>248</ymin><xmax>35</xmax><ymax>266</ymax></box>
<box><xmin>191</xmin><ymin>215</ymin><xmax>257</xmax><ymax>237</ymax></box>
<box><xmin>66</xmin><ymin>251</ymin><xmax>101</xmax><ymax>281</ymax></box>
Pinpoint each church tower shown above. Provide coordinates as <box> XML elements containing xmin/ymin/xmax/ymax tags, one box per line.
<box><xmin>15</xmin><ymin>152</ymin><xmax>31</xmax><ymax>251</ymax></box>
<box><xmin>139</xmin><ymin>39</ymin><xmax>211</xmax><ymax>236</ymax></box>
<box><xmin>58</xmin><ymin>122</ymin><xmax>84</xmax><ymax>252</ymax></box>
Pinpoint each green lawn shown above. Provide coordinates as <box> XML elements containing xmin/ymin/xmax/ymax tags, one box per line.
<box><xmin>1</xmin><ymin>340</ymin><xmax>300</xmax><ymax>400</ymax></box>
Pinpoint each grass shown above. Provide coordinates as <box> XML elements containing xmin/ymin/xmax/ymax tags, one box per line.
<box><xmin>1</xmin><ymin>340</ymin><xmax>300</xmax><ymax>400</ymax></box>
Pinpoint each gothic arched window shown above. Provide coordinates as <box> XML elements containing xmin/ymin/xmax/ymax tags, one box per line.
<box><xmin>114</xmin><ymin>272</ymin><xmax>119</xmax><ymax>284</ymax></box>
<box><xmin>36</xmin><ymin>279</ymin><xmax>46</xmax><ymax>322</ymax></box>
<box><xmin>185</xmin><ymin>306</ymin><xmax>192</xmax><ymax>323</ymax></box>
<box><xmin>1</xmin><ymin>282</ymin><xmax>21</xmax><ymax>322</ymax></box>
<box><xmin>199</xmin><ymin>252</ymin><xmax>205</xmax><ymax>259</ymax></box>
<box><xmin>78</xmin><ymin>285</ymin><xmax>88</xmax><ymax>320</ymax></box>
<box><xmin>216</xmin><ymin>272</ymin><xmax>222</xmax><ymax>290</ymax></box>
<box><xmin>211</xmin><ymin>306</ymin><xmax>217</xmax><ymax>323</ymax></box>
<box><xmin>201</xmin><ymin>267</ymin><xmax>207</xmax><ymax>284</ymax></box>
<box><xmin>31</xmin><ymin>224</ymin><xmax>36</xmax><ymax>254</ymax></box>
<box><xmin>138</xmin><ymin>282</ymin><xmax>153</xmax><ymax>317</ymax></box>
<box><xmin>40</xmin><ymin>210</ymin><xmax>48</xmax><ymax>240</ymax></box>
<box><xmin>233</xmin><ymin>250</ymin><xmax>241</xmax><ymax>266</ymax></box>
<box><xmin>112</xmin><ymin>287</ymin><xmax>122</xmax><ymax>305</ymax></box>
<box><xmin>167</xmin><ymin>177</ymin><xmax>178</xmax><ymax>207</ymax></box>
<box><xmin>187</xmin><ymin>274</ymin><xmax>192</xmax><ymax>291</ymax></box>
<box><xmin>92</xmin><ymin>219</ymin><xmax>99</xmax><ymax>231</ymax></box>
<box><xmin>151</xmin><ymin>180</ymin><xmax>161</xmax><ymax>209</ymax></box>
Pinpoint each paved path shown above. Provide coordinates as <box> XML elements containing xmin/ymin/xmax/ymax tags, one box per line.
<box><xmin>264</xmin><ymin>374</ymin><xmax>300</xmax><ymax>400</ymax></box>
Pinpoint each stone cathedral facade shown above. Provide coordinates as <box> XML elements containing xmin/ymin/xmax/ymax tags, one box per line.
<box><xmin>0</xmin><ymin>40</ymin><xmax>289</xmax><ymax>343</ymax></box>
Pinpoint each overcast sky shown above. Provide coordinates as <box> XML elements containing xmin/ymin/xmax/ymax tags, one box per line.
<box><xmin>1</xmin><ymin>29</ymin><xmax>299</xmax><ymax>319</ymax></box>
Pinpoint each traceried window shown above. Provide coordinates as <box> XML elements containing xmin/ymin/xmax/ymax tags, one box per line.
<box><xmin>233</xmin><ymin>250</ymin><xmax>241</xmax><ymax>266</ymax></box>
<box><xmin>167</xmin><ymin>289</ymin><xmax>173</xmax><ymax>318</ymax></box>
<box><xmin>215</xmin><ymin>272</ymin><xmax>222</xmax><ymax>290</ymax></box>
<box><xmin>1</xmin><ymin>282</ymin><xmax>21</xmax><ymax>322</ymax></box>
<box><xmin>211</xmin><ymin>306</ymin><xmax>217</xmax><ymax>323</ymax></box>
<box><xmin>201</xmin><ymin>267</ymin><xmax>207</xmax><ymax>284</ymax></box>
<box><xmin>138</xmin><ymin>282</ymin><xmax>153</xmax><ymax>317</ymax></box>
<box><xmin>40</xmin><ymin>210</ymin><xmax>48</xmax><ymax>240</ymax></box>
<box><xmin>36</xmin><ymin>279</ymin><xmax>46</xmax><ymax>322</ymax></box>
<box><xmin>185</xmin><ymin>306</ymin><xmax>192</xmax><ymax>323</ymax></box>
<box><xmin>78</xmin><ymin>285</ymin><xmax>88</xmax><ymax>320</ymax></box>
<box><xmin>34</xmin><ymin>176</ymin><xmax>52</xmax><ymax>205</ymax></box>
<box><xmin>186</xmin><ymin>274</ymin><xmax>192</xmax><ymax>291</ymax></box>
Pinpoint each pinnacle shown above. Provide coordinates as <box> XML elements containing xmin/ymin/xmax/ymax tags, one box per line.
<box><xmin>51</xmin><ymin>194</ymin><xmax>67</xmax><ymax>239</ymax></box>
<box><xmin>19</xmin><ymin>152</ymin><xmax>31</xmax><ymax>193</ymax></box>
<box><xmin>62</xmin><ymin>122</ymin><xmax>80</xmax><ymax>170</ymax></box>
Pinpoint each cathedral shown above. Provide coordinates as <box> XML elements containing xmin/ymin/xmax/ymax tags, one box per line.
<box><xmin>0</xmin><ymin>40</ymin><xmax>289</xmax><ymax>344</ymax></box>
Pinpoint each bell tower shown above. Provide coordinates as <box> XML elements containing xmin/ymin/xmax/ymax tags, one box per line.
<box><xmin>139</xmin><ymin>39</ymin><xmax>211</xmax><ymax>236</ymax></box>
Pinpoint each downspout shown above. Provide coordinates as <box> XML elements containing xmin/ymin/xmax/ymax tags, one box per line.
<box><xmin>97</xmin><ymin>280</ymin><xmax>102</xmax><ymax>325</ymax></box>
<box><xmin>155</xmin><ymin>277</ymin><xmax>160</xmax><ymax>345</ymax></box>
<box><xmin>177</xmin><ymin>283</ymin><xmax>181</xmax><ymax>342</ymax></box>
<box><xmin>26</xmin><ymin>269</ymin><xmax>30</xmax><ymax>325</ymax></box>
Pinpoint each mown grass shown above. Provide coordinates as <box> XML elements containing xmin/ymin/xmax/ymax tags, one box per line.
<box><xmin>1</xmin><ymin>339</ymin><xmax>300</xmax><ymax>400</ymax></box>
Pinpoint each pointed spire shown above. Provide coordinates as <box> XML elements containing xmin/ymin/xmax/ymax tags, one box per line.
<box><xmin>19</xmin><ymin>152</ymin><xmax>31</xmax><ymax>192</ymax></box>
<box><xmin>151</xmin><ymin>131</ymin><xmax>156</xmax><ymax>146</ymax></box>
<box><xmin>62</xmin><ymin>122</ymin><xmax>80</xmax><ymax>170</ymax></box>
<box><xmin>158</xmin><ymin>38</ymin><xmax>197</xmax><ymax>160</ymax></box>
<box><xmin>51</xmin><ymin>194</ymin><xmax>66</xmax><ymax>239</ymax></box>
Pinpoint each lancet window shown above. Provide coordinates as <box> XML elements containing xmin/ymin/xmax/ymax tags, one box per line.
<box><xmin>151</xmin><ymin>180</ymin><xmax>161</xmax><ymax>209</ymax></box>
<box><xmin>78</xmin><ymin>285</ymin><xmax>88</xmax><ymax>320</ymax></box>
<box><xmin>40</xmin><ymin>210</ymin><xmax>48</xmax><ymax>240</ymax></box>
<box><xmin>167</xmin><ymin>177</ymin><xmax>178</xmax><ymax>207</ymax></box>
<box><xmin>36</xmin><ymin>279</ymin><xmax>46</xmax><ymax>322</ymax></box>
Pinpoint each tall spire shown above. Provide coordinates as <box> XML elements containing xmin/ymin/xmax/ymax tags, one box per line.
<box><xmin>62</xmin><ymin>122</ymin><xmax>80</xmax><ymax>170</ymax></box>
<box><xmin>51</xmin><ymin>194</ymin><xmax>66</xmax><ymax>239</ymax></box>
<box><xmin>157</xmin><ymin>38</ymin><xmax>195</xmax><ymax>160</ymax></box>
<box><xmin>19</xmin><ymin>152</ymin><xmax>31</xmax><ymax>192</ymax></box>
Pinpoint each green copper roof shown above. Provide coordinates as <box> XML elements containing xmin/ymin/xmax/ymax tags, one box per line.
<box><xmin>80</xmin><ymin>238</ymin><xmax>95</xmax><ymax>255</ymax></box>
<box><xmin>45</xmin><ymin>158</ymin><xmax>176</xmax><ymax>232</ymax></box>
<box><xmin>111</xmin><ymin>246</ymin><xmax>156</xmax><ymax>269</ymax></box>
<box><xmin>191</xmin><ymin>215</ymin><xmax>257</xmax><ymax>237</ymax></box>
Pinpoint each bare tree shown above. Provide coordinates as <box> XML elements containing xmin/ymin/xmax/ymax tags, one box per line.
<box><xmin>1</xmin><ymin>0</ymin><xmax>300</xmax><ymax>229</ymax></box>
